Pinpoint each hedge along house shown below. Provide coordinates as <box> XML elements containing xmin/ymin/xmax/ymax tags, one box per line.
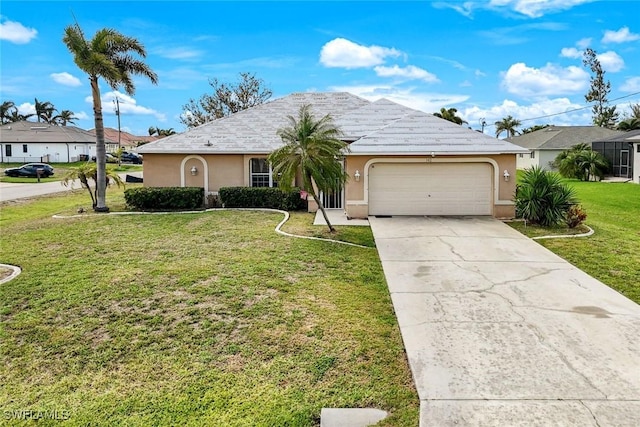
<box><xmin>592</xmin><ymin>129</ymin><xmax>640</xmax><ymax>183</ymax></box>
<box><xmin>138</xmin><ymin>92</ymin><xmax>528</xmax><ymax>218</ymax></box>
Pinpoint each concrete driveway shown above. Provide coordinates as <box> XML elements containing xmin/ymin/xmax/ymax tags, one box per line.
<box><xmin>369</xmin><ymin>216</ymin><xmax>640</xmax><ymax>426</ymax></box>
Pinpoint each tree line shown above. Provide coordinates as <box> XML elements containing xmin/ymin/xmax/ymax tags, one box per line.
<box><xmin>0</xmin><ymin>99</ymin><xmax>78</xmax><ymax>126</ymax></box>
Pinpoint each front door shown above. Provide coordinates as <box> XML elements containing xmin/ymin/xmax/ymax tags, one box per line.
<box><xmin>620</xmin><ymin>150</ymin><xmax>630</xmax><ymax>178</ymax></box>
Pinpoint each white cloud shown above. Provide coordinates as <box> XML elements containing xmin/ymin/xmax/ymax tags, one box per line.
<box><xmin>488</xmin><ymin>0</ymin><xmax>594</xmax><ymax>18</ymax></box>
<box><xmin>602</xmin><ymin>26</ymin><xmax>640</xmax><ymax>44</ymax></box>
<box><xmin>153</xmin><ymin>46</ymin><xmax>204</xmax><ymax>60</ymax></box>
<box><xmin>328</xmin><ymin>84</ymin><xmax>469</xmax><ymax>114</ymax></box>
<box><xmin>16</xmin><ymin>102</ymin><xmax>36</xmax><ymax>116</ymax></box>
<box><xmin>463</xmin><ymin>97</ymin><xmax>590</xmax><ymax>131</ymax></box>
<box><xmin>621</xmin><ymin>76</ymin><xmax>640</xmax><ymax>93</ymax></box>
<box><xmin>319</xmin><ymin>38</ymin><xmax>402</xmax><ymax>68</ymax></box>
<box><xmin>560</xmin><ymin>47</ymin><xmax>582</xmax><ymax>59</ymax></box>
<box><xmin>502</xmin><ymin>62</ymin><xmax>588</xmax><ymax>97</ymax></box>
<box><xmin>75</xmin><ymin>111</ymin><xmax>90</xmax><ymax>121</ymax></box>
<box><xmin>374</xmin><ymin>65</ymin><xmax>439</xmax><ymax>83</ymax></box>
<box><xmin>597</xmin><ymin>51</ymin><xmax>624</xmax><ymax>72</ymax></box>
<box><xmin>50</xmin><ymin>72</ymin><xmax>82</xmax><ymax>87</ymax></box>
<box><xmin>0</xmin><ymin>16</ymin><xmax>37</xmax><ymax>44</ymax></box>
<box><xmin>85</xmin><ymin>91</ymin><xmax>166</xmax><ymax>121</ymax></box>
<box><xmin>576</xmin><ymin>38</ymin><xmax>592</xmax><ymax>49</ymax></box>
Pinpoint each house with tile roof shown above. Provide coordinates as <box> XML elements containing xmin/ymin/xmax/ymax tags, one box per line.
<box><xmin>138</xmin><ymin>92</ymin><xmax>528</xmax><ymax>218</ymax></box>
<box><xmin>506</xmin><ymin>126</ymin><xmax>621</xmax><ymax>171</ymax></box>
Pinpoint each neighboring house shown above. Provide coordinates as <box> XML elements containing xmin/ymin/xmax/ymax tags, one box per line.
<box><xmin>0</xmin><ymin>121</ymin><xmax>116</xmax><ymax>163</ymax></box>
<box><xmin>592</xmin><ymin>129</ymin><xmax>640</xmax><ymax>182</ymax></box>
<box><xmin>138</xmin><ymin>92</ymin><xmax>528</xmax><ymax>218</ymax></box>
<box><xmin>507</xmin><ymin>126</ymin><xmax>622</xmax><ymax>171</ymax></box>
<box><xmin>89</xmin><ymin>128</ymin><xmax>159</xmax><ymax>152</ymax></box>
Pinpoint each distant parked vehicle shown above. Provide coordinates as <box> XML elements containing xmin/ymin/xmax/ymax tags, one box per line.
<box><xmin>120</xmin><ymin>151</ymin><xmax>143</xmax><ymax>164</ymax></box>
<box><xmin>91</xmin><ymin>153</ymin><xmax>119</xmax><ymax>163</ymax></box>
<box><xmin>4</xmin><ymin>163</ymin><xmax>55</xmax><ymax>178</ymax></box>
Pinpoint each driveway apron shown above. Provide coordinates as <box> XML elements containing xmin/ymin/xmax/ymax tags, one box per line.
<box><xmin>369</xmin><ymin>216</ymin><xmax>640</xmax><ymax>426</ymax></box>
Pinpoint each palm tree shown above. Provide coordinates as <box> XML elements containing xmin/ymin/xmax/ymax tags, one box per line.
<box><xmin>148</xmin><ymin>126</ymin><xmax>158</xmax><ymax>136</ymax></box>
<box><xmin>433</xmin><ymin>107</ymin><xmax>467</xmax><ymax>125</ymax></box>
<box><xmin>495</xmin><ymin>115</ymin><xmax>522</xmax><ymax>138</ymax></box>
<box><xmin>7</xmin><ymin>107</ymin><xmax>34</xmax><ymax>123</ymax></box>
<box><xmin>34</xmin><ymin>98</ymin><xmax>56</xmax><ymax>123</ymax></box>
<box><xmin>1</xmin><ymin>101</ymin><xmax>16</xmax><ymax>124</ymax></box>
<box><xmin>268</xmin><ymin>104</ymin><xmax>348</xmax><ymax>232</ymax></box>
<box><xmin>617</xmin><ymin>117</ymin><xmax>640</xmax><ymax>131</ymax></box>
<box><xmin>63</xmin><ymin>23</ymin><xmax>157</xmax><ymax>212</ymax></box>
<box><xmin>555</xmin><ymin>143</ymin><xmax>608</xmax><ymax>181</ymax></box>
<box><xmin>61</xmin><ymin>162</ymin><xmax>124</xmax><ymax>209</ymax></box>
<box><xmin>54</xmin><ymin>110</ymin><xmax>78</xmax><ymax>126</ymax></box>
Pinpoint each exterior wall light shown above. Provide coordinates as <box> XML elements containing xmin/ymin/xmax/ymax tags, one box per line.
<box><xmin>503</xmin><ymin>170</ymin><xmax>510</xmax><ymax>181</ymax></box>
<box><xmin>354</xmin><ymin>170</ymin><xmax>360</xmax><ymax>182</ymax></box>
<box><xmin>190</xmin><ymin>166</ymin><xmax>198</xmax><ymax>176</ymax></box>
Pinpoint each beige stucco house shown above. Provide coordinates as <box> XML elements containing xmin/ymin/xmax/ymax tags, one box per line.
<box><xmin>138</xmin><ymin>92</ymin><xmax>528</xmax><ymax>219</ymax></box>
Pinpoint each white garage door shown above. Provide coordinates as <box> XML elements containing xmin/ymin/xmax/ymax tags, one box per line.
<box><xmin>368</xmin><ymin>162</ymin><xmax>493</xmax><ymax>216</ymax></box>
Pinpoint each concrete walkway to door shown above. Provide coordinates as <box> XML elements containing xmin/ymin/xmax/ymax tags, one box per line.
<box><xmin>369</xmin><ymin>216</ymin><xmax>640</xmax><ymax>426</ymax></box>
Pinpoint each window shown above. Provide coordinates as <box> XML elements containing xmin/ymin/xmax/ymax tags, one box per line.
<box><xmin>637</xmin><ymin>144</ymin><xmax>640</xmax><ymax>153</ymax></box>
<box><xmin>518</xmin><ymin>153</ymin><xmax>524</xmax><ymax>158</ymax></box>
<box><xmin>250</xmin><ymin>158</ymin><xmax>277</xmax><ymax>187</ymax></box>
<box><xmin>22</xmin><ymin>144</ymin><xmax>28</xmax><ymax>153</ymax></box>
<box><xmin>5</xmin><ymin>145</ymin><xmax>11</xmax><ymax>157</ymax></box>
<box><xmin>530</xmin><ymin>151</ymin><xmax>536</xmax><ymax>159</ymax></box>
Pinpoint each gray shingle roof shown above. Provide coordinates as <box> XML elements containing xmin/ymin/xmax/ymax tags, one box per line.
<box><xmin>506</xmin><ymin>126</ymin><xmax>622</xmax><ymax>150</ymax></box>
<box><xmin>138</xmin><ymin>92</ymin><xmax>527</xmax><ymax>155</ymax></box>
<box><xmin>0</xmin><ymin>121</ymin><xmax>115</xmax><ymax>143</ymax></box>
<box><xmin>592</xmin><ymin>129</ymin><xmax>640</xmax><ymax>142</ymax></box>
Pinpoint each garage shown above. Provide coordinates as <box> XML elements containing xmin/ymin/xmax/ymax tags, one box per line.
<box><xmin>368</xmin><ymin>162</ymin><xmax>493</xmax><ymax>216</ymax></box>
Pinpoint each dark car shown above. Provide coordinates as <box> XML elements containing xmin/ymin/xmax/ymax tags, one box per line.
<box><xmin>91</xmin><ymin>153</ymin><xmax>119</xmax><ymax>163</ymax></box>
<box><xmin>4</xmin><ymin>163</ymin><xmax>55</xmax><ymax>178</ymax></box>
<box><xmin>120</xmin><ymin>152</ymin><xmax>143</xmax><ymax>164</ymax></box>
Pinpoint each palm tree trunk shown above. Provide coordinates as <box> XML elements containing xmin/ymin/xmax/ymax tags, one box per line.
<box><xmin>90</xmin><ymin>76</ymin><xmax>109</xmax><ymax>212</ymax></box>
<box><xmin>306</xmin><ymin>173</ymin><xmax>335</xmax><ymax>232</ymax></box>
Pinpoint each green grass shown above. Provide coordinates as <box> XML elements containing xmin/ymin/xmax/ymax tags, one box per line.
<box><xmin>1</xmin><ymin>162</ymin><xmax>142</xmax><ymax>183</ymax></box>
<box><xmin>509</xmin><ymin>180</ymin><xmax>640</xmax><ymax>303</ymax></box>
<box><xmin>0</xmin><ymin>190</ymin><xmax>418</xmax><ymax>426</ymax></box>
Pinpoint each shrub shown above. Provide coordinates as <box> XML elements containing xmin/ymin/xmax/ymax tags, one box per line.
<box><xmin>219</xmin><ymin>187</ymin><xmax>307</xmax><ymax>211</ymax></box>
<box><xmin>565</xmin><ymin>204</ymin><xmax>587</xmax><ymax>228</ymax></box>
<box><xmin>515</xmin><ymin>166</ymin><xmax>578</xmax><ymax>226</ymax></box>
<box><xmin>124</xmin><ymin>187</ymin><xmax>204</xmax><ymax>210</ymax></box>
<box><xmin>554</xmin><ymin>144</ymin><xmax>609</xmax><ymax>181</ymax></box>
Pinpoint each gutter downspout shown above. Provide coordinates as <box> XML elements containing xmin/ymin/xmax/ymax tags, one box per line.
<box><xmin>66</xmin><ymin>143</ymin><xmax>70</xmax><ymax>163</ymax></box>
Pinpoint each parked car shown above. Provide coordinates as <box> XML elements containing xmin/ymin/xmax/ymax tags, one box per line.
<box><xmin>120</xmin><ymin>151</ymin><xmax>143</xmax><ymax>164</ymax></box>
<box><xmin>91</xmin><ymin>153</ymin><xmax>119</xmax><ymax>163</ymax></box>
<box><xmin>4</xmin><ymin>163</ymin><xmax>55</xmax><ymax>178</ymax></box>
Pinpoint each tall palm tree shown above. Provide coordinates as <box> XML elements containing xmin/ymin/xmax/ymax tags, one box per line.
<box><xmin>34</xmin><ymin>98</ymin><xmax>56</xmax><ymax>123</ymax></box>
<box><xmin>148</xmin><ymin>126</ymin><xmax>158</xmax><ymax>136</ymax></box>
<box><xmin>1</xmin><ymin>101</ymin><xmax>16</xmax><ymax>124</ymax></box>
<box><xmin>54</xmin><ymin>110</ymin><xmax>78</xmax><ymax>126</ymax></box>
<box><xmin>495</xmin><ymin>115</ymin><xmax>522</xmax><ymax>138</ymax></box>
<box><xmin>268</xmin><ymin>104</ymin><xmax>348</xmax><ymax>232</ymax></box>
<box><xmin>7</xmin><ymin>108</ymin><xmax>34</xmax><ymax>123</ymax></box>
<box><xmin>433</xmin><ymin>107</ymin><xmax>467</xmax><ymax>125</ymax></box>
<box><xmin>63</xmin><ymin>23</ymin><xmax>157</xmax><ymax>212</ymax></box>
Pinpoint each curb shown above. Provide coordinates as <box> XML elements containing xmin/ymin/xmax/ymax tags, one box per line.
<box><xmin>0</xmin><ymin>264</ymin><xmax>21</xmax><ymax>284</ymax></box>
<box><xmin>532</xmin><ymin>225</ymin><xmax>594</xmax><ymax>240</ymax></box>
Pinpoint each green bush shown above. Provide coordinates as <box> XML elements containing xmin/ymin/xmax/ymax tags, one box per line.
<box><xmin>124</xmin><ymin>187</ymin><xmax>204</xmax><ymax>210</ymax></box>
<box><xmin>515</xmin><ymin>166</ymin><xmax>578</xmax><ymax>226</ymax></box>
<box><xmin>219</xmin><ymin>187</ymin><xmax>307</xmax><ymax>211</ymax></box>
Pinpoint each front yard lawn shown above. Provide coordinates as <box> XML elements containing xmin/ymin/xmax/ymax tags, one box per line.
<box><xmin>509</xmin><ymin>180</ymin><xmax>640</xmax><ymax>304</ymax></box>
<box><xmin>0</xmin><ymin>191</ymin><xmax>418</xmax><ymax>426</ymax></box>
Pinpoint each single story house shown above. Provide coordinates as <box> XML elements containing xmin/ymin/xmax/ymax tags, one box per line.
<box><xmin>138</xmin><ymin>92</ymin><xmax>528</xmax><ymax>218</ymax></box>
<box><xmin>89</xmin><ymin>127</ymin><xmax>159</xmax><ymax>152</ymax></box>
<box><xmin>592</xmin><ymin>129</ymin><xmax>640</xmax><ymax>182</ymax></box>
<box><xmin>507</xmin><ymin>126</ymin><xmax>622</xmax><ymax>171</ymax></box>
<box><xmin>0</xmin><ymin>121</ymin><xmax>116</xmax><ymax>163</ymax></box>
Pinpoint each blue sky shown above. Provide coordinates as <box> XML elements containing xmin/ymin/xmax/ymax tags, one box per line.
<box><xmin>1</xmin><ymin>0</ymin><xmax>639</xmax><ymax>137</ymax></box>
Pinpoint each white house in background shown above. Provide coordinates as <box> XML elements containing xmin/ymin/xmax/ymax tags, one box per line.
<box><xmin>507</xmin><ymin>126</ymin><xmax>621</xmax><ymax>171</ymax></box>
<box><xmin>0</xmin><ymin>121</ymin><xmax>116</xmax><ymax>163</ymax></box>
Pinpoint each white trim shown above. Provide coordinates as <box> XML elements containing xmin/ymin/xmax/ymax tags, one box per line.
<box><xmin>361</xmin><ymin>157</ymin><xmax>513</xmax><ymax>206</ymax></box>
<box><xmin>179</xmin><ymin>155</ymin><xmax>209</xmax><ymax>194</ymax></box>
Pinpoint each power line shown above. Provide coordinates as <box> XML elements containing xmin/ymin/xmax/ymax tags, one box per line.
<box><xmin>484</xmin><ymin>90</ymin><xmax>640</xmax><ymax>128</ymax></box>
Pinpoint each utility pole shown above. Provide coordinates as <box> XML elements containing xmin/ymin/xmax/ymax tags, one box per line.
<box><xmin>480</xmin><ymin>118</ymin><xmax>487</xmax><ymax>133</ymax></box>
<box><xmin>114</xmin><ymin>97</ymin><xmax>121</xmax><ymax>165</ymax></box>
